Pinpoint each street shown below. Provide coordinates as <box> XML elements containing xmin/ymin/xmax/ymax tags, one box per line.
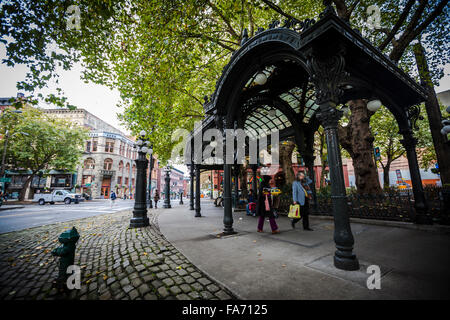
<box><xmin>0</xmin><ymin>199</ymin><xmax>180</xmax><ymax>234</ymax></box>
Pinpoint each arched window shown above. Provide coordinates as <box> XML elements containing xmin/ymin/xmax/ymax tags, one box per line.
<box><xmin>126</xmin><ymin>163</ymin><xmax>130</xmax><ymax>175</ymax></box>
<box><xmin>104</xmin><ymin>158</ymin><xmax>113</xmax><ymax>170</ymax></box>
<box><xmin>132</xmin><ymin>164</ymin><xmax>136</xmax><ymax>176</ymax></box>
<box><xmin>84</xmin><ymin>158</ymin><xmax>95</xmax><ymax>169</ymax></box>
<box><xmin>118</xmin><ymin>160</ymin><xmax>124</xmax><ymax>171</ymax></box>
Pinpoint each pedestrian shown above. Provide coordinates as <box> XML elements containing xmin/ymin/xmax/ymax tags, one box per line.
<box><xmin>255</xmin><ymin>175</ymin><xmax>280</xmax><ymax>234</ymax></box>
<box><xmin>110</xmin><ymin>190</ymin><xmax>117</xmax><ymax>208</ymax></box>
<box><xmin>154</xmin><ymin>189</ymin><xmax>160</xmax><ymax>209</ymax></box>
<box><xmin>291</xmin><ymin>171</ymin><xmax>313</xmax><ymax>231</ymax></box>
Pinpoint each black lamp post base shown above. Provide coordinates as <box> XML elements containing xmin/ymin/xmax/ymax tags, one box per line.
<box><xmin>163</xmin><ymin>204</ymin><xmax>172</xmax><ymax>208</ymax></box>
<box><xmin>148</xmin><ymin>200</ymin><xmax>153</xmax><ymax>209</ymax></box>
<box><xmin>195</xmin><ymin>211</ymin><xmax>201</xmax><ymax>217</ymax></box>
<box><xmin>129</xmin><ymin>216</ymin><xmax>149</xmax><ymax>228</ymax></box>
<box><xmin>333</xmin><ymin>251</ymin><xmax>359</xmax><ymax>271</ymax></box>
<box><xmin>223</xmin><ymin>226</ymin><xmax>235</xmax><ymax>235</ymax></box>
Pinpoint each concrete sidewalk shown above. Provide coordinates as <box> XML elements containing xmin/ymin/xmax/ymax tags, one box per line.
<box><xmin>157</xmin><ymin>200</ymin><xmax>450</xmax><ymax>300</ymax></box>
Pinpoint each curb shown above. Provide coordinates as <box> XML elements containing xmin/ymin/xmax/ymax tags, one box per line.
<box><xmin>310</xmin><ymin>214</ymin><xmax>450</xmax><ymax>234</ymax></box>
<box><xmin>0</xmin><ymin>206</ymin><xmax>25</xmax><ymax>211</ymax></box>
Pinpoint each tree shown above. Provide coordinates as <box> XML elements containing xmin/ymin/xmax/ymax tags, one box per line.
<box><xmin>370</xmin><ymin>105</ymin><xmax>435</xmax><ymax>187</ymax></box>
<box><xmin>0</xmin><ymin>108</ymin><xmax>88</xmax><ymax>200</ymax></box>
<box><xmin>331</xmin><ymin>0</ymin><xmax>449</xmax><ymax>192</ymax></box>
<box><xmin>0</xmin><ymin>0</ymin><xmax>321</xmax><ymax>163</ymax></box>
<box><xmin>2</xmin><ymin>0</ymin><xmax>448</xmax><ymax>184</ymax></box>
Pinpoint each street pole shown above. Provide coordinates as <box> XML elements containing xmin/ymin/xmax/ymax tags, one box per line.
<box><xmin>148</xmin><ymin>150</ymin><xmax>153</xmax><ymax>208</ymax></box>
<box><xmin>163</xmin><ymin>166</ymin><xmax>172</xmax><ymax>208</ymax></box>
<box><xmin>129</xmin><ymin>131</ymin><xmax>152</xmax><ymax>228</ymax></box>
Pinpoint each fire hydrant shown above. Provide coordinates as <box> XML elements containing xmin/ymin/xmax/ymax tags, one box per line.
<box><xmin>51</xmin><ymin>227</ymin><xmax>80</xmax><ymax>290</ymax></box>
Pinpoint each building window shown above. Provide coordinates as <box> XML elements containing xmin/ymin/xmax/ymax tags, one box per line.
<box><xmin>104</xmin><ymin>158</ymin><xmax>113</xmax><ymax>170</ymax></box>
<box><xmin>118</xmin><ymin>161</ymin><xmax>124</xmax><ymax>171</ymax></box>
<box><xmin>125</xmin><ymin>177</ymin><xmax>129</xmax><ymax>185</ymax></box>
<box><xmin>117</xmin><ymin>176</ymin><xmax>122</xmax><ymax>185</ymax></box>
<box><xmin>86</xmin><ymin>141</ymin><xmax>91</xmax><ymax>152</ymax></box>
<box><xmin>84</xmin><ymin>158</ymin><xmax>95</xmax><ymax>169</ymax></box>
<box><xmin>132</xmin><ymin>164</ymin><xmax>136</xmax><ymax>176</ymax></box>
<box><xmin>92</xmin><ymin>139</ymin><xmax>98</xmax><ymax>152</ymax></box>
<box><xmin>105</xmin><ymin>140</ymin><xmax>114</xmax><ymax>153</ymax></box>
<box><xmin>126</xmin><ymin>163</ymin><xmax>130</xmax><ymax>175</ymax></box>
<box><xmin>82</xmin><ymin>175</ymin><xmax>93</xmax><ymax>185</ymax></box>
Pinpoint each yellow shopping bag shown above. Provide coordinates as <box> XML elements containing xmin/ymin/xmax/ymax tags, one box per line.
<box><xmin>288</xmin><ymin>204</ymin><xmax>301</xmax><ymax>219</ymax></box>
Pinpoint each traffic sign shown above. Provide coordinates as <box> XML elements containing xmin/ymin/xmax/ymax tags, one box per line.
<box><xmin>373</xmin><ymin>147</ymin><xmax>381</xmax><ymax>161</ymax></box>
<box><xmin>0</xmin><ymin>177</ymin><xmax>11</xmax><ymax>183</ymax></box>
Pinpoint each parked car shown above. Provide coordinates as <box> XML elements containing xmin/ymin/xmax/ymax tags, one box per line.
<box><xmin>33</xmin><ymin>190</ymin><xmax>84</xmax><ymax>205</ymax></box>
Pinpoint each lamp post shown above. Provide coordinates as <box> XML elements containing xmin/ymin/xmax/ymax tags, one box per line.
<box><xmin>163</xmin><ymin>164</ymin><xmax>172</xmax><ymax>208</ymax></box>
<box><xmin>129</xmin><ymin>130</ymin><xmax>153</xmax><ymax>228</ymax></box>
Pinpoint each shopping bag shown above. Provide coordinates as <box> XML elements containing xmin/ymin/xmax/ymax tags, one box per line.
<box><xmin>288</xmin><ymin>204</ymin><xmax>301</xmax><ymax>219</ymax></box>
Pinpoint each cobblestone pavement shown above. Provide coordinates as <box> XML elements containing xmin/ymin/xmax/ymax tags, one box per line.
<box><xmin>0</xmin><ymin>209</ymin><xmax>236</xmax><ymax>300</ymax></box>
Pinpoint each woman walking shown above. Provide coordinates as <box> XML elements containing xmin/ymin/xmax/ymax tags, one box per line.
<box><xmin>292</xmin><ymin>171</ymin><xmax>313</xmax><ymax>231</ymax></box>
<box><xmin>154</xmin><ymin>189</ymin><xmax>160</xmax><ymax>209</ymax></box>
<box><xmin>256</xmin><ymin>175</ymin><xmax>280</xmax><ymax>234</ymax></box>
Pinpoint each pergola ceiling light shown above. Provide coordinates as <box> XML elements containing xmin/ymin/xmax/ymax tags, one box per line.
<box><xmin>268</xmin><ymin>109</ymin><xmax>276</xmax><ymax>117</ymax></box>
<box><xmin>254</xmin><ymin>73</ymin><xmax>267</xmax><ymax>85</ymax></box>
<box><xmin>367</xmin><ymin>99</ymin><xmax>382</xmax><ymax>112</ymax></box>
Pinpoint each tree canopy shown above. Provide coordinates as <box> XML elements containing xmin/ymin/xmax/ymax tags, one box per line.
<box><xmin>0</xmin><ymin>107</ymin><xmax>88</xmax><ymax>199</ymax></box>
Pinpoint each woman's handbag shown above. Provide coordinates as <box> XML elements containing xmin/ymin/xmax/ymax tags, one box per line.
<box><xmin>288</xmin><ymin>204</ymin><xmax>301</xmax><ymax>219</ymax></box>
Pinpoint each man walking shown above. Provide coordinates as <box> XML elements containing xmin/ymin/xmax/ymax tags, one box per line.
<box><xmin>110</xmin><ymin>190</ymin><xmax>117</xmax><ymax>208</ymax></box>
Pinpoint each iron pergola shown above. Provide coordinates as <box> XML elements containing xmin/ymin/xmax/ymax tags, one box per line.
<box><xmin>187</xmin><ymin>1</ymin><xmax>428</xmax><ymax>271</ymax></box>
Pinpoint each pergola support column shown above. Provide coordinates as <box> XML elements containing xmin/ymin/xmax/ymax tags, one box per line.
<box><xmin>223</xmin><ymin>163</ymin><xmax>234</xmax><ymax>234</ymax></box>
<box><xmin>189</xmin><ymin>165</ymin><xmax>194</xmax><ymax>210</ymax></box>
<box><xmin>195</xmin><ymin>165</ymin><xmax>201</xmax><ymax>217</ymax></box>
<box><xmin>400</xmin><ymin>130</ymin><xmax>431</xmax><ymax>224</ymax></box>
<box><xmin>251</xmin><ymin>164</ymin><xmax>258</xmax><ymax>200</ymax></box>
<box><xmin>309</xmin><ymin>50</ymin><xmax>359</xmax><ymax>271</ymax></box>
<box><xmin>233</xmin><ymin>165</ymin><xmax>239</xmax><ymax>208</ymax></box>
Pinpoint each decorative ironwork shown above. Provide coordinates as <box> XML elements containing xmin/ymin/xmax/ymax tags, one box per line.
<box><xmin>277</xmin><ymin>187</ymin><xmax>449</xmax><ymax>225</ymax></box>
<box><xmin>307</xmin><ymin>51</ymin><xmax>348</xmax><ymax>105</ymax></box>
<box><xmin>316</xmin><ymin>108</ymin><xmax>343</xmax><ymax>130</ymax></box>
<box><xmin>406</xmin><ymin>105</ymin><xmax>423</xmax><ymax>131</ymax></box>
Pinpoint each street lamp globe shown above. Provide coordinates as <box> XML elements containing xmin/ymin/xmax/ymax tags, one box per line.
<box><xmin>147</xmin><ymin>148</ymin><xmax>153</xmax><ymax>155</ymax></box>
<box><xmin>141</xmin><ymin>146</ymin><xmax>149</xmax><ymax>153</ymax></box>
<box><xmin>139</xmin><ymin>130</ymin><xmax>147</xmax><ymax>136</ymax></box>
<box><xmin>367</xmin><ymin>99</ymin><xmax>382</xmax><ymax>112</ymax></box>
<box><xmin>136</xmin><ymin>139</ymin><xmax>144</xmax><ymax>146</ymax></box>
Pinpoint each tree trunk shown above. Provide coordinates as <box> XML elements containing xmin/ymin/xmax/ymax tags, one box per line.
<box><xmin>19</xmin><ymin>175</ymin><xmax>33</xmax><ymax>201</ymax></box>
<box><xmin>383</xmin><ymin>165</ymin><xmax>390</xmax><ymax>188</ymax></box>
<box><xmin>338</xmin><ymin>99</ymin><xmax>382</xmax><ymax>194</ymax></box>
<box><xmin>279</xmin><ymin>141</ymin><xmax>296</xmax><ymax>185</ymax></box>
<box><xmin>413</xmin><ymin>42</ymin><xmax>450</xmax><ymax>185</ymax></box>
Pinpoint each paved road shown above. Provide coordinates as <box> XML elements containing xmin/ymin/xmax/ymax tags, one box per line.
<box><xmin>0</xmin><ymin>199</ymin><xmax>181</xmax><ymax>234</ymax></box>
